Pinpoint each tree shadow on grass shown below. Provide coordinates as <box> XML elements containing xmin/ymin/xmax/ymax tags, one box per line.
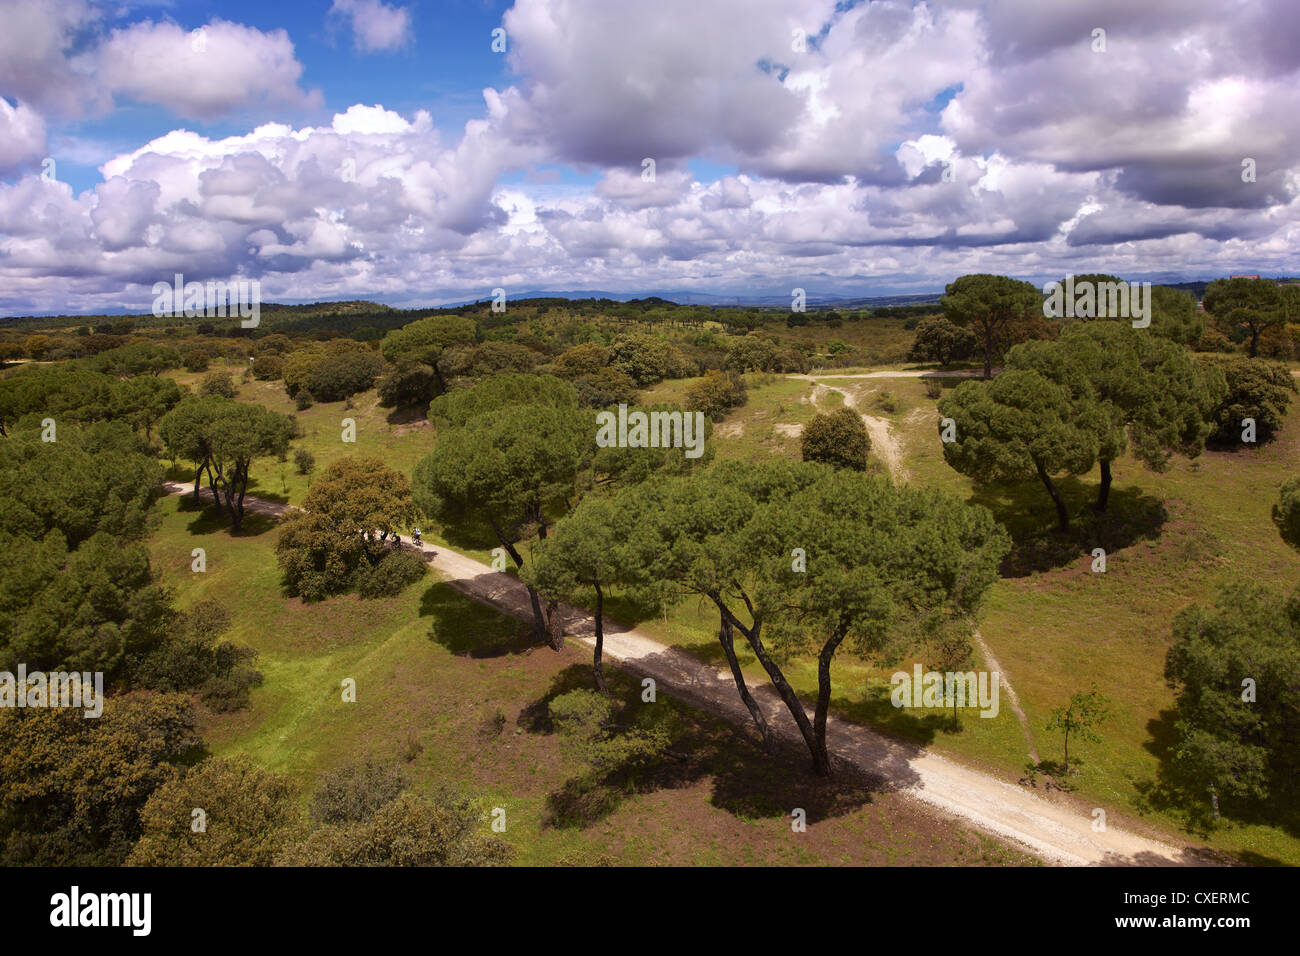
<box><xmin>1135</xmin><ymin>706</ymin><xmax>1300</xmax><ymax>855</ymax></box>
<box><xmin>384</xmin><ymin>404</ymin><xmax>429</xmax><ymax>427</ymax></box>
<box><xmin>176</xmin><ymin>495</ymin><xmax>276</xmax><ymax>537</ymax></box>
<box><xmin>966</xmin><ymin>477</ymin><xmax>1168</xmax><ymax>577</ymax></box>
<box><xmin>830</xmin><ymin>681</ymin><xmax>953</xmax><ymax>749</ymax></box>
<box><xmin>525</xmin><ymin>665</ymin><xmax>880</xmax><ymax>831</ymax></box>
<box><xmin>418</xmin><ymin>580</ymin><xmax>536</xmax><ymax>658</ymax></box>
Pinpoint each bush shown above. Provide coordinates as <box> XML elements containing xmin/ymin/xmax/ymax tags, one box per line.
<box><xmin>1195</xmin><ymin>327</ymin><xmax>1234</xmax><ymax>353</ymax></box>
<box><xmin>295</xmin><ymin>389</ymin><xmax>315</xmax><ymax>411</ymax></box>
<box><xmin>310</xmin><ymin>758</ymin><xmax>408</xmax><ymax>825</ymax></box>
<box><xmin>573</xmin><ymin>366</ymin><xmax>638</xmax><ymax>408</ymax></box>
<box><xmin>181</xmin><ymin>347</ymin><xmax>210</xmax><ymax>372</ymax></box>
<box><xmin>1274</xmin><ymin>477</ymin><xmax>1300</xmax><ymax>551</ymax></box>
<box><xmin>294</xmin><ymin>448</ymin><xmax>315</xmax><ymax>475</ymax></box>
<box><xmin>252</xmin><ymin>354</ymin><xmax>284</xmax><ymax>380</ymax></box>
<box><xmin>355</xmin><ymin>549</ymin><xmax>428</xmax><ymax>598</ymax></box>
<box><xmin>377</xmin><ymin>362</ymin><xmax>436</xmax><ymax>408</ymax></box>
<box><xmin>198</xmin><ymin>371</ymin><xmax>236</xmax><ymax>398</ymax></box>
<box><xmin>801</xmin><ymin>408</ymin><xmax>870</xmax><ymax>470</ymax></box>
<box><xmin>685</xmin><ymin>370</ymin><xmax>748</xmax><ymax>421</ymax></box>
<box><xmin>924</xmin><ymin>378</ymin><xmax>944</xmax><ymax>399</ymax></box>
<box><xmin>1200</xmin><ymin>355</ymin><xmax>1297</xmax><ymax>445</ymax></box>
<box><xmin>908</xmin><ymin>316</ymin><xmax>979</xmax><ymax>366</ymax></box>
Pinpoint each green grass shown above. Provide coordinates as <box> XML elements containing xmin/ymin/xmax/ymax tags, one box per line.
<box><xmin>162</xmin><ymin>358</ymin><xmax>1300</xmax><ymax>864</ymax></box>
<box><xmin>146</xmin><ymin>494</ymin><xmax>1031</xmax><ymax>866</ymax></box>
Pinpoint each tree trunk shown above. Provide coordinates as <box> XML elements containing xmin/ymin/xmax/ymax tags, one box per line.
<box><xmin>1249</xmin><ymin>326</ymin><xmax>1260</xmax><ymax>358</ymax></box>
<box><xmin>726</xmin><ymin>606</ymin><xmax>827</xmax><ymax>776</ymax></box>
<box><xmin>206</xmin><ymin>463</ymin><xmax>222</xmax><ymax>514</ymax></box>
<box><xmin>498</xmin><ymin>536</ymin><xmax>547</xmax><ymax>641</ymax></box>
<box><xmin>1035</xmin><ymin>459</ymin><xmax>1070</xmax><ymax>531</ymax></box>
<box><xmin>193</xmin><ymin>464</ymin><xmax>204</xmax><ymax>500</ymax></box>
<box><xmin>592</xmin><ymin>583</ymin><xmax>607</xmax><ymax>694</ymax></box>
<box><xmin>1096</xmin><ymin>458</ymin><xmax>1113</xmax><ymax>512</ymax></box>
<box><xmin>714</xmin><ymin>609</ymin><xmax>774</xmax><ymax>754</ymax></box>
<box><xmin>812</xmin><ymin>629</ymin><xmax>848</xmax><ymax>775</ymax></box>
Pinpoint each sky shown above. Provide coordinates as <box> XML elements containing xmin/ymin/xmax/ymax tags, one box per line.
<box><xmin>1</xmin><ymin>0</ymin><xmax>1298</xmax><ymax>315</ymax></box>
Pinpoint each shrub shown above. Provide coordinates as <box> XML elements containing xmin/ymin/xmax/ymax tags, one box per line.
<box><xmin>198</xmin><ymin>371</ymin><xmax>236</xmax><ymax>398</ymax></box>
<box><xmin>1274</xmin><ymin>477</ymin><xmax>1300</xmax><ymax>551</ymax></box>
<box><xmin>354</xmin><ymin>549</ymin><xmax>427</xmax><ymax>598</ymax></box>
<box><xmin>310</xmin><ymin>759</ymin><xmax>408</xmax><ymax>825</ymax></box>
<box><xmin>1195</xmin><ymin>327</ymin><xmax>1234</xmax><ymax>353</ymax></box>
<box><xmin>252</xmin><ymin>354</ymin><xmax>284</xmax><ymax>380</ymax></box>
<box><xmin>294</xmin><ymin>448</ymin><xmax>315</xmax><ymax>475</ymax></box>
<box><xmin>295</xmin><ymin>389</ymin><xmax>315</xmax><ymax>411</ymax></box>
<box><xmin>1200</xmin><ymin>355</ymin><xmax>1296</xmax><ymax>445</ymax></box>
<box><xmin>181</xmin><ymin>347</ymin><xmax>210</xmax><ymax>372</ymax></box>
<box><xmin>924</xmin><ymin>378</ymin><xmax>944</xmax><ymax>399</ymax></box>
<box><xmin>685</xmin><ymin>370</ymin><xmax>748</xmax><ymax>421</ymax></box>
<box><xmin>801</xmin><ymin>408</ymin><xmax>870</xmax><ymax>470</ymax></box>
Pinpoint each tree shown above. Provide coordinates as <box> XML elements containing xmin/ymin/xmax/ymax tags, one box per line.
<box><xmin>377</xmin><ymin>361</ymin><xmax>436</xmax><ymax>408</ymax></box>
<box><xmin>552</xmin><ymin>342</ymin><xmax>611</xmax><ymax>379</ymax></box>
<box><xmin>0</xmin><ymin>532</ymin><xmax>176</xmax><ymax>679</ymax></box>
<box><xmin>0</xmin><ymin>421</ymin><xmax>163</xmax><ymax>548</ymax></box>
<box><xmin>941</xmin><ymin>274</ymin><xmax>1042</xmax><ymax>379</ymax></box>
<box><xmin>86</xmin><ymin>343</ymin><xmax>180</xmax><ymax>377</ymax></box>
<box><xmin>380</xmin><ymin>315</ymin><xmax>476</xmax><ymax>395</ymax></box>
<box><xmin>159</xmin><ymin>395</ymin><xmax>225</xmax><ymax>503</ymax></box>
<box><xmin>413</xmin><ymin>402</ymin><xmax>589</xmax><ymax>643</ymax></box>
<box><xmin>938</xmin><ymin>370</ymin><xmax>1104</xmax><ymax>530</ymax></box>
<box><xmin>725</xmin><ymin>336</ymin><xmax>778</xmax><ymax>373</ymax></box>
<box><xmin>251</xmin><ymin>354</ymin><xmax>283</xmax><ymax>380</ymax></box>
<box><xmin>428</xmin><ymin>372</ymin><xmax>576</xmax><ymax>429</ymax></box>
<box><xmin>207</xmin><ymin>402</ymin><xmax>295</xmax><ymax>530</ymax></box>
<box><xmin>610</xmin><ymin>333</ymin><xmax>687</xmax><ymax>385</ymax></box>
<box><xmin>528</xmin><ymin>495</ymin><xmax>636</xmax><ymax>692</ymax></box>
<box><xmin>908</xmin><ymin>316</ymin><xmax>978</xmax><ymax>366</ymax></box>
<box><xmin>1150</xmin><ymin>285</ymin><xmax>1205</xmax><ymax>345</ymax></box>
<box><xmin>1045</xmin><ymin>685</ymin><xmax>1110</xmax><ymax>775</ymax></box>
<box><xmin>1007</xmin><ymin>322</ymin><xmax>1224</xmax><ymax>510</ymax></box>
<box><xmin>0</xmin><ymin>692</ymin><xmax>200</xmax><ymax>865</ymax></box>
<box><xmin>627</xmin><ymin>461</ymin><xmax>1006</xmax><ymax>775</ymax></box>
<box><xmin>1203</xmin><ymin>277</ymin><xmax>1285</xmax><ymax>357</ymax></box>
<box><xmin>1198</xmin><ymin>355</ymin><xmax>1297</xmax><ymax>445</ymax></box>
<box><xmin>685</xmin><ymin>370</ymin><xmax>747</xmax><ymax>421</ymax></box>
<box><xmin>128</xmin><ymin>755</ymin><xmax>300</xmax><ymax>866</ymax></box>
<box><xmin>1274</xmin><ymin>477</ymin><xmax>1300</xmax><ymax>551</ymax></box>
<box><xmin>771</xmin><ymin>469</ymin><xmax>1006</xmax><ymax>773</ymax></box>
<box><xmin>801</xmin><ymin>408</ymin><xmax>870</xmax><ymax>471</ymax></box>
<box><xmin>276</xmin><ymin>457</ymin><xmax>420</xmax><ymax>600</ymax></box>
<box><xmin>1165</xmin><ymin>582</ymin><xmax>1300</xmax><ymax>817</ymax></box>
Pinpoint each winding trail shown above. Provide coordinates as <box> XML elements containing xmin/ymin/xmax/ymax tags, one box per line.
<box><xmin>793</xmin><ymin>373</ymin><xmax>911</xmax><ymax>484</ymax></box>
<box><xmin>164</xmin><ymin>480</ymin><xmax>1206</xmax><ymax>866</ymax></box>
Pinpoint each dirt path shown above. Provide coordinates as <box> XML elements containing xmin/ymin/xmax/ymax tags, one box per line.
<box><xmin>164</xmin><ymin>481</ymin><xmax>1204</xmax><ymax>866</ymax></box>
<box><xmin>793</xmin><ymin>375</ymin><xmax>909</xmax><ymax>482</ymax></box>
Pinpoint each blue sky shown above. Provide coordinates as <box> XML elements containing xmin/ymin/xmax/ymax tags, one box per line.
<box><xmin>1</xmin><ymin>0</ymin><xmax>1298</xmax><ymax>314</ymax></box>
